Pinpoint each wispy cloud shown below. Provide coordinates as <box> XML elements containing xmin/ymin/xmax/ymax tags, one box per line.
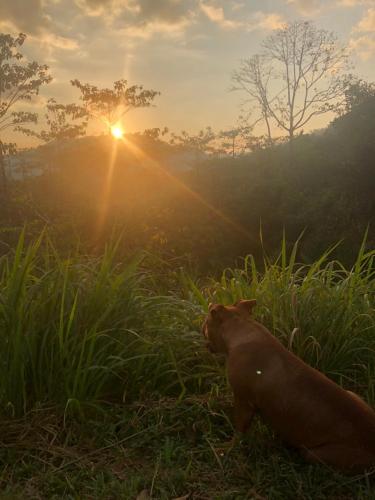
<box><xmin>350</xmin><ymin>7</ymin><xmax>375</xmax><ymax>60</ymax></box>
<box><xmin>253</xmin><ymin>12</ymin><xmax>286</xmax><ymax>31</ymax></box>
<box><xmin>286</xmin><ymin>0</ymin><xmax>323</xmax><ymax>15</ymax></box>
<box><xmin>0</xmin><ymin>0</ymin><xmax>80</xmax><ymax>60</ymax></box>
<box><xmin>287</xmin><ymin>0</ymin><xmax>373</xmax><ymax>15</ymax></box>
<box><xmin>74</xmin><ymin>0</ymin><xmax>120</xmax><ymax>17</ymax></box>
<box><xmin>31</xmin><ymin>33</ymin><xmax>80</xmax><ymax>51</ymax></box>
<box><xmin>76</xmin><ymin>0</ymin><xmax>196</xmax><ymax>24</ymax></box>
<box><xmin>354</xmin><ymin>6</ymin><xmax>375</xmax><ymax>31</ymax></box>
<box><xmin>231</xmin><ymin>1</ymin><xmax>246</xmax><ymax>11</ymax></box>
<box><xmin>350</xmin><ymin>34</ymin><xmax>375</xmax><ymax>60</ymax></box>
<box><xmin>337</xmin><ymin>0</ymin><xmax>374</xmax><ymax>6</ymax></box>
<box><xmin>200</xmin><ymin>2</ymin><xmax>240</xmax><ymax>29</ymax></box>
<box><xmin>121</xmin><ymin>17</ymin><xmax>194</xmax><ymax>40</ymax></box>
<box><xmin>75</xmin><ymin>0</ymin><xmax>198</xmax><ymax>39</ymax></box>
<box><xmin>200</xmin><ymin>2</ymin><xmax>285</xmax><ymax>32</ymax></box>
<box><xmin>0</xmin><ymin>0</ymin><xmax>50</xmax><ymax>34</ymax></box>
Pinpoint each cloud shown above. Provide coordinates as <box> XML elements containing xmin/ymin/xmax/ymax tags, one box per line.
<box><xmin>253</xmin><ymin>12</ymin><xmax>286</xmax><ymax>31</ymax></box>
<box><xmin>76</xmin><ymin>0</ymin><xmax>196</xmax><ymax>23</ymax></box>
<box><xmin>200</xmin><ymin>2</ymin><xmax>240</xmax><ymax>29</ymax></box>
<box><xmin>80</xmin><ymin>0</ymin><xmax>113</xmax><ymax>6</ymax></box>
<box><xmin>31</xmin><ymin>33</ymin><xmax>80</xmax><ymax>51</ymax></box>
<box><xmin>74</xmin><ymin>0</ymin><xmax>128</xmax><ymax>18</ymax></box>
<box><xmin>200</xmin><ymin>2</ymin><xmax>285</xmax><ymax>31</ymax></box>
<box><xmin>77</xmin><ymin>0</ymin><xmax>283</xmax><ymax>39</ymax></box>
<box><xmin>0</xmin><ymin>0</ymin><xmax>50</xmax><ymax>34</ymax></box>
<box><xmin>350</xmin><ymin>7</ymin><xmax>375</xmax><ymax>60</ymax></box>
<box><xmin>76</xmin><ymin>0</ymin><xmax>197</xmax><ymax>38</ymax></box>
<box><xmin>134</xmin><ymin>0</ymin><xmax>196</xmax><ymax>24</ymax></box>
<box><xmin>284</xmin><ymin>0</ymin><xmax>375</xmax><ymax>17</ymax></box>
<box><xmin>286</xmin><ymin>0</ymin><xmax>323</xmax><ymax>15</ymax></box>
<box><xmin>355</xmin><ymin>7</ymin><xmax>375</xmax><ymax>31</ymax></box>
<box><xmin>0</xmin><ymin>0</ymin><xmax>79</xmax><ymax>55</ymax></box>
<box><xmin>232</xmin><ymin>1</ymin><xmax>246</xmax><ymax>11</ymax></box>
<box><xmin>122</xmin><ymin>17</ymin><xmax>193</xmax><ymax>39</ymax></box>
<box><xmin>349</xmin><ymin>34</ymin><xmax>375</xmax><ymax>60</ymax></box>
<box><xmin>337</xmin><ymin>0</ymin><xmax>373</xmax><ymax>6</ymax></box>
<box><xmin>338</xmin><ymin>0</ymin><xmax>359</xmax><ymax>5</ymax></box>
<box><xmin>287</xmin><ymin>0</ymin><xmax>373</xmax><ymax>14</ymax></box>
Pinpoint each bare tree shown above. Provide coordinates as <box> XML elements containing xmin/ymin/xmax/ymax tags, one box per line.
<box><xmin>232</xmin><ymin>21</ymin><xmax>349</xmax><ymax>142</ymax></box>
<box><xmin>71</xmin><ymin>79</ymin><xmax>160</xmax><ymax>133</ymax></box>
<box><xmin>0</xmin><ymin>33</ymin><xmax>52</xmax><ymax>194</ymax></box>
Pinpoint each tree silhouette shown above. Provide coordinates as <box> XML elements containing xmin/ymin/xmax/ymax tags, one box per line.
<box><xmin>340</xmin><ymin>75</ymin><xmax>375</xmax><ymax>114</ymax></box>
<box><xmin>71</xmin><ymin>79</ymin><xmax>160</xmax><ymax>133</ymax></box>
<box><xmin>0</xmin><ymin>33</ymin><xmax>52</xmax><ymax>194</ymax></box>
<box><xmin>232</xmin><ymin>21</ymin><xmax>349</xmax><ymax>143</ymax></box>
<box><xmin>19</xmin><ymin>98</ymin><xmax>88</xmax><ymax>143</ymax></box>
<box><xmin>170</xmin><ymin>127</ymin><xmax>217</xmax><ymax>155</ymax></box>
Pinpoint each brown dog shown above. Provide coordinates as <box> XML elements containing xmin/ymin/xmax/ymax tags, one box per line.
<box><xmin>202</xmin><ymin>299</ymin><xmax>375</xmax><ymax>473</ymax></box>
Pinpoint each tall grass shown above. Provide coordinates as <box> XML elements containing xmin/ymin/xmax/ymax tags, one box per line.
<box><xmin>0</xmin><ymin>232</ymin><xmax>214</xmax><ymax>417</ymax></box>
<box><xmin>189</xmin><ymin>235</ymin><xmax>375</xmax><ymax>402</ymax></box>
<box><xmin>1</xmin><ymin>232</ymin><xmax>374</xmax><ymax>418</ymax></box>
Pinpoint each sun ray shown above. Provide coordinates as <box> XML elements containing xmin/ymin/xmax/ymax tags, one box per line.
<box><xmin>102</xmin><ymin>134</ymin><xmax>257</xmax><ymax>245</ymax></box>
<box><xmin>94</xmin><ymin>137</ymin><xmax>119</xmax><ymax>243</ymax></box>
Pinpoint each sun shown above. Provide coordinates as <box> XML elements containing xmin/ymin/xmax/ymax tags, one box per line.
<box><xmin>111</xmin><ymin>125</ymin><xmax>124</xmax><ymax>139</ymax></box>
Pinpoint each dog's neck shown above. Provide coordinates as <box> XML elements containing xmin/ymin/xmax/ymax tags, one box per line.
<box><xmin>221</xmin><ymin>317</ymin><xmax>263</xmax><ymax>353</ymax></box>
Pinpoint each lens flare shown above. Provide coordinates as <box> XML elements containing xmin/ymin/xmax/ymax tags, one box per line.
<box><xmin>111</xmin><ymin>125</ymin><xmax>124</xmax><ymax>139</ymax></box>
<box><xmin>95</xmin><ymin>133</ymin><xmax>257</xmax><ymax>246</ymax></box>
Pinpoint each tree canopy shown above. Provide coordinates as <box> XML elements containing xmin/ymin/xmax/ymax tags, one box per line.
<box><xmin>71</xmin><ymin>79</ymin><xmax>160</xmax><ymax>133</ymax></box>
<box><xmin>0</xmin><ymin>33</ymin><xmax>52</xmax><ymax>193</ymax></box>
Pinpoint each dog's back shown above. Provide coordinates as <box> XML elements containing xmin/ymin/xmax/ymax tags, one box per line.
<box><xmin>223</xmin><ymin>314</ymin><xmax>375</xmax><ymax>471</ymax></box>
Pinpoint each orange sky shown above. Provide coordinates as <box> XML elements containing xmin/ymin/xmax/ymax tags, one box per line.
<box><xmin>1</xmin><ymin>0</ymin><xmax>375</xmax><ymax>147</ymax></box>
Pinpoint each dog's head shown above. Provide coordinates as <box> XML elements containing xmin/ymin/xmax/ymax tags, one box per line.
<box><xmin>201</xmin><ymin>299</ymin><xmax>257</xmax><ymax>354</ymax></box>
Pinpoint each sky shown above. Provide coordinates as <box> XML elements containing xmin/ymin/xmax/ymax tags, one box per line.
<box><xmin>1</xmin><ymin>0</ymin><xmax>375</xmax><ymax>146</ymax></box>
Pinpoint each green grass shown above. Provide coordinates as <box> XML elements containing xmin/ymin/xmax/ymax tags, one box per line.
<box><xmin>0</xmin><ymin>232</ymin><xmax>218</xmax><ymax>418</ymax></box>
<box><xmin>0</xmin><ymin>233</ymin><xmax>374</xmax><ymax>498</ymax></box>
<box><xmin>1</xmin><ymin>399</ymin><xmax>374</xmax><ymax>499</ymax></box>
<box><xmin>191</xmin><ymin>234</ymin><xmax>375</xmax><ymax>403</ymax></box>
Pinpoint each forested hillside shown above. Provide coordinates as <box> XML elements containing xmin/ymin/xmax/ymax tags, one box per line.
<box><xmin>2</xmin><ymin>82</ymin><xmax>374</xmax><ymax>268</ymax></box>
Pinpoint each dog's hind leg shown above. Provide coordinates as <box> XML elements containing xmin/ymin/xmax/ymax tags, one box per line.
<box><xmin>233</xmin><ymin>394</ymin><xmax>255</xmax><ymax>434</ymax></box>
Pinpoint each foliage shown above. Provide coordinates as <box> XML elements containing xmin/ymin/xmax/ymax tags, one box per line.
<box><xmin>0</xmin><ymin>33</ymin><xmax>52</xmax><ymax>193</ymax></box>
<box><xmin>0</xmin><ymin>33</ymin><xmax>52</xmax><ymax>134</ymax></box>
<box><xmin>0</xmin><ymin>20</ymin><xmax>374</xmax><ymax>500</ymax></box>
<box><xmin>0</xmin><ymin>232</ymin><xmax>210</xmax><ymax>416</ymax></box>
<box><xmin>1</xmin><ymin>401</ymin><xmax>375</xmax><ymax>499</ymax></box>
<box><xmin>1</xmin><ymin>88</ymin><xmax>374</xmax><ymax>268</ymax></box>
<box><xmin>0</xmin><ymin>234</ymin><xmax>374</xmax><ymax>498</ymax></box>
<box><xmin>18</xmin><ymin>98</ymin><xmax>88</xmax><ymax>143</ymax></box>
<box><xmin>340</xmin><ymin>75</ymin><xmax>375</xmax><ymax>113</ymax></box>
<box><xmin>170</xmin><ymin>126</ymin><xmax>217</xmax><ymax>155</ymax></box>
<box><xmin>71</xmin><ymin>78</ymin><xmax>160</xmax><ymax>132</ymax></box>
<box><xmin>0</xmin><ymin>232</ymin><xmax>374</xmax><ymax>417</ymax></box>
<box><xmin>142</xmin><ymin>126</ymin><xmax>169</xmax><ymax>140</ymax></box>
<box><xmin>197</xmin><ymin>235</ymin><xmax>375</xmax><ymax>393</ymax></box>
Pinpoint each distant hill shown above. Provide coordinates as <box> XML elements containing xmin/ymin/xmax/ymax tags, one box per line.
<box><xmin>6</xmin><ymin>134</ymin><xmax>204</xmax><ymax>180</ymax></box>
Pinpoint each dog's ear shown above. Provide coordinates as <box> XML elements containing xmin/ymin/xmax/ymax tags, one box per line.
<box><xmin>209</xmin><ymin>303</ymin><xmax>228</xmax><ymax>322</ymax></box>
<box><xmin>235</xmin><ymin>299</ymin><xmax>257</xmax><ymax>314</ymax></box>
